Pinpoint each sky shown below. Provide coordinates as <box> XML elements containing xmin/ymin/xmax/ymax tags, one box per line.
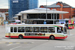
<box><xmin>0</xmin><ymin>0</ymin><xmax>75</xmax><ymax>9</ymax></box>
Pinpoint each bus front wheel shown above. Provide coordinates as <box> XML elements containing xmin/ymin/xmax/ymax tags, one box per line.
<box><xmin>50</xmin><ymin>36</ymin><xmax>55</xmax><ymax>40</ymax></box>
<box><xmin>19</xmin><ymin>35</ymin><xmax>23</xmax><ymax>39</ymax></box>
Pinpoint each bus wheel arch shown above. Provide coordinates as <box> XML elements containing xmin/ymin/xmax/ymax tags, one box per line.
<box><xmin>49</xmin><ymin>35</ymin><xmax>55</xmax><ymax>40</ymax></box>
<box><xmin>19</xmin><ymin>35</ymin><xmax>23</xmax><ymax>39</ymax></box>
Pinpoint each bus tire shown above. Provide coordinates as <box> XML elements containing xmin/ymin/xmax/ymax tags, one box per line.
<box><xmin>50</xmin><ymin>36</ymin><xmax>55</xmax><ymax>40</ymax></box>
<box><xmin>19</xmin><ymin>35</ymin><xmax>23</xmax><ymax>39</ymax></box>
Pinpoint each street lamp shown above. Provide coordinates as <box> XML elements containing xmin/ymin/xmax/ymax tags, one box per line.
<box><xmin>44</xmin><ymin>0</ymin><xmax>47</xmax><ymax>24</ymax></box>
<box><xmin>46</xmin><ymin>0</ymin><xmax>47</xmax><ymax>19</ymax></box>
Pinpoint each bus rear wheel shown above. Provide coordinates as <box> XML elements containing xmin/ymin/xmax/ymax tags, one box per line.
<box><xmin>50</xmin><ymin>36</ymin><xmax>55</xmax><ymax>40</ymax></box>
<box><xmin>19</xmin><ymin>35</ymin><xmax>23</xmax><ymax>39</ymax></box>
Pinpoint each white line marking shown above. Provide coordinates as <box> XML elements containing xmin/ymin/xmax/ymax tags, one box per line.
<box><xmin>7</xmin><ymin>44</ymin><xmax>13</xmax><ymax>46</ymax></box>
<box><xmin>7</xmin><ymin>43</ymin><xmax>19</xmax><ymax>46</ymax></box>
<box><xmin>10</xmin><ymin>46</ymin><xmax>21</xmax><ymax>50</ymax></box>
<box><xmin>31</xmin><ymin>42</ymin><xmax>34</xmax><ymax>43</ymax></box>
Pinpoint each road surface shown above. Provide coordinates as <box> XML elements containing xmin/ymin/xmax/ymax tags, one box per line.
<box><xmin>0</xmin><ymin>26</ymin><xmax>75</xmax><ymax>50</ymax></box>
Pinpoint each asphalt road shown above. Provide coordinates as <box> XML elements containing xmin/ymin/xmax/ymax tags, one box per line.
<box><xmin>0</xmin><ymin>26</ymin><xmax>75</xmax><ymax>50</ymax></box>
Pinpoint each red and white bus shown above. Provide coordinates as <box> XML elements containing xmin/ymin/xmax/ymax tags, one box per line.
<box><xmin>5</xmin><ymin>24</ymin><xmax>67</xmax><ymax>40</ymax></box>
<box><xmin>68</xmin><ymin>19</ymin><xmax>74</xmax><ymax>29</ymax></box>
<box><xmin>58</xmin><ymin>19</ymin><xmax>74</xmax><ymax>29</ymax></box>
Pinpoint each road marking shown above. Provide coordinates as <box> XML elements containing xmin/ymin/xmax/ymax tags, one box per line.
<box><xmin>0</xmin><ymin>41</ymin><xmax>6</xmax><ymax>44</ymax></box>
<box><xmin>31</xmin><ymin>42</ymin><xmax>34</xmax><ymax>43</ymax></box>
<box><xmin>10</xmin><ymin>46</ymin><xmax>21</xmax><ymax>50</ymax></box>
<box><xmin>16</xmin><ymin>42</ymin><xmax>20</xmax><ymax>44</ymax></box>
<box><xmin>0</xmin><ymin>41</ymin><xmax>2</xmax><ymax>43</ymax></box>
<box><xmin>9</xmin><ymin>42</ymin><xmax>13</xmax><ymax>44</ymax></box>
<box><xmin>24</xmin><ymin>42</ymin><xmax>27</xmax><ymax>44</ymax></box>
<box><xmin>7</xmin><ymin>43</ymin><xmax>19</xmax><ymax>46</ymax></box>
<box><xmin>7</xmin><ymin>44</ymin><xmax>13</xmax><ymax>46</ymax></box>
<box><xmin>0</xmin><ymin>41</ymin><xmax>31</xmax><ymax>44</ymax></box>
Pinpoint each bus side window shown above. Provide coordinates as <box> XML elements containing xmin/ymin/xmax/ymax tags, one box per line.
<box><xmin>40</xmin><ymin>27</ymin><xmax>47</xmax><ymax>32</ymax></box>
<box><xmin>11</xmin><ymin>27</ymin><xmax>13</xmax><ymax>32</ymax></box>
<box><xmin>48</xmin><ymin>27</ymin><xmax>55</xmax><ymax>33</ymax></box>
<box><xmin>14</xmin><ymin>27</ymin><xmax>17</xmax><ymax>32</ymax></box>
<box><xmin>18</xmin><ymin>27</ymin><xmax>24</xmax><ymax>32</ymax></box>
<box><xmin>25</xmin><ymin>27</ymin><xmax>33</xmax><ymax>32</ymax></box>
<box><xmin>33</xmin><ymin>27</ymin><xmax>39</xmax><ymax>32</ymax></box>
<box><xmin>43</xmin><ymin>27</ymin><xmax>47</xmax><ymax>32</ymax></box>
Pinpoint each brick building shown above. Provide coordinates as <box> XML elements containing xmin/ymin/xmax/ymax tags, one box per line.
<box><xmin>0</xmin><ymin>9</ymin><xmax>8</xmax><ymax>12</ymax></box>
<box><xmin>73</xmin><ymin>8</ymin><xmax>75</xmax><ymax>17</ymax></box>
<box><xmin>40</xmin><ymin>2</ymin><xmax>75</xmax><ymax>19</ymax></box>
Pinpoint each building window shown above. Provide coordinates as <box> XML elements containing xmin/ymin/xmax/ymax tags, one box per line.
<box><xmin>18</xmin><ymin>16</ymin><xmax>21</xmax><ymax>20</ymax></box>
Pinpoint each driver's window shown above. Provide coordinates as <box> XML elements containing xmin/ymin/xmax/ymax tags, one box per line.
<box><xmin>57</xmin><ymin>27</ymin><xmax>63</xmax><ymax>33</ymax></box>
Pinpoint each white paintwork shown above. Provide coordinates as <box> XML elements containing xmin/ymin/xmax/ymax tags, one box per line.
<box><xmin>20</xmin><ymin>8</ymin><xmax>69</xmax><ymax>14</ymax></box>
<box><xmin>16</xmin><ymin>8</ymin><xmax>69</xmax><ymax>16</ymax></box>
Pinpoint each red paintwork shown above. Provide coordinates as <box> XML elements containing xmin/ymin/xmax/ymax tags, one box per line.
<box><xmin>5</xmin><ymin>35</ymin><xmax>68</xmax><ymax>39</ymax></box>
<box><xmin>73</xmin><ymin>27</ymin><xmax>74</xmax><ymax>29</ymax></box>
<box><xmin>10</xmin><ymin>23</ymin><xmax>17</xmax><ymax>24</ymax></box>
<box><xmin>55</xmin><ymin>25</ymin><xmax>62</xmax><ymax>27</ymax></box>
<box><xmin>5</xmin><ymin>36</ymin><xmax>9</xmax><ymax>37</ymax></box>
<box><xmin>55</xmin><ymin>36</ymin><xmax>68</xmax><ymax>39</ymax></box>
<box><xmin>5</xmin><ymin>36</ymin><xmax>18</xmax><ymax>38</ymax></box>
<box><xmin>10</xmin><ymin>36</ymin><xmax>18</xmax><ymax>38</ymax></box>
<box><xmin>68</xmin><ymin>27</ymin><xmax>74</xmax><ymax>29</ymax></box>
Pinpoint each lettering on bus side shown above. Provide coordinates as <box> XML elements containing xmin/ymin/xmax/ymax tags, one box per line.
<box><xmin>25</xmin><ymin>33</ymin><xmax>45</xmax><ymax>36</ymax></box>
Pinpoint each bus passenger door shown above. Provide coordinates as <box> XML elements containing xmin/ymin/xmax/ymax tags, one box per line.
<box><xmin>13</xmin><ymin>27</ymin><xmax>18</xmax><ymax>38</ymax></box>
<box><xmin>9</xmin><ymin>27</ymin><xmax>14</xmax><ymax>37</ymax></box>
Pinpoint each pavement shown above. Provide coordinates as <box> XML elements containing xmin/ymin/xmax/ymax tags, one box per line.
<box><xmin>0</xmin><ymin>26</ymin><xmax>75</xmax><ymax>50</ymax></box>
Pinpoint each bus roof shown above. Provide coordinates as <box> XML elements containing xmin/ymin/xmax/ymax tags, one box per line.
<box><xmin>6</xmin><ymin>24</ymin><xmax>65</xmax><ymax>27</ymax></box>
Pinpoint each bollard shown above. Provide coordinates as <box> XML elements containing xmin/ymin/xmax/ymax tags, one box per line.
<box><xmin>69</xmin><ymin>30</ymin><xmax>70</xmax><ymax>35</ymax></box>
